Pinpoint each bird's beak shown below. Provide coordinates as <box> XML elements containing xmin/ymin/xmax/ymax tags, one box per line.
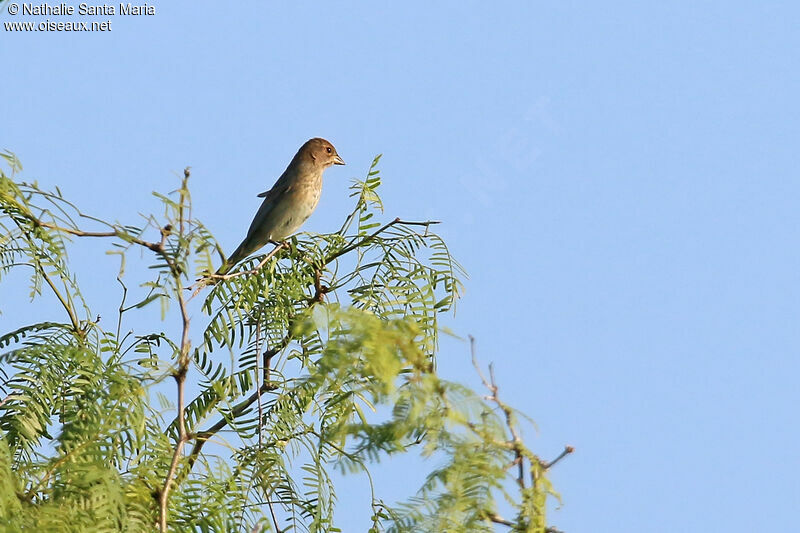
<box><xmin>333</xmin><ymin>155</ymin><xmax>345</xmax><ymax>165</ymax></box>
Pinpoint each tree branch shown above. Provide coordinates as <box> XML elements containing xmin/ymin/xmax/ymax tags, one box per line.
<box><xmin>205</xmin><ymin>241</ymin><xmax>289</xmax><ymax>283</ymax></box>
<box><xmin>174</xmin><ymin>323</ymin><xmax>296</xmax><ymax>487</ymax></box>
<box><xmin>544</xmin><ymin>445</ymin><xmax>574</xmax><ymax>470</ymax></box>
<box><xmin>169</xmin><ymin>216</ymin><xmax>443</xmax><ymax>522</ymax></box>
<box><xmin>470</xmin><ymin>335</ymin><xmax>526</xmax><ymax>489</ymax></box>
<box><xmin>180</xmin><ymin>379</ymin><xmax>278</xmax><ymax>482</ymax></box>
<box><xmin>40</xmin><ymin>268</ymin><xmax>81</xmax><ymax>335</ymax></box>
<box><xmin>35</xmin><ymin>219</ymin><xmax>164</xmax><ymax>254</ymax></box>
<box><xmin>158</xmin><ymin>168</ymin><xmax>193</xmax><ymax>533</ymax></box>
<box><xmin>6</xmin><ymin>216</ymin><xmax>83</xmax><ymax>335</ymax></box>
<box><xmin>324</xmin><ymin>217</ymin><xmax>440</xmax><ymax>265</ymax></box>
<box><xmin>485</xmin><ymin>511</ymin><xmax>514</xmax><ymax>527</ymax></box>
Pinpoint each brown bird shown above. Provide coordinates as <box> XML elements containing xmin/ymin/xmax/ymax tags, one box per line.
<box><xmin>216</xmin><ymin>138</ymin><xmax>345</xmax><ymax>275</ymax></box>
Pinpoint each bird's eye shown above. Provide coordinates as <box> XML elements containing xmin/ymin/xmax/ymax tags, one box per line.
<box><xmin>326</xmin><ymin>147</ymin><xmax>332</xmax><ymax>153</ymax></box>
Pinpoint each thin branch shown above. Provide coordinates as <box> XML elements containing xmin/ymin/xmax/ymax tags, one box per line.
<box><xmin>470</xmin><ymin>336</ymin><xmax>493</xmax><ymax>393</ymax></box>
<box><xmin>325</xmin><ymin>218</ymin><xmax>440</xmax><ymax>265</ymax></box>
<box><xmin>115</xmin><ymin>276</ymin><xmax>128</xmax><ymax>343</ymax></box>
<box><xmin>206</xmin><ymin>241</ymin><xmax>288</xmax><ymax>283</ymax></box>
<box><xmin>35</xmin><ymin>224</ymin><xmax>116</xmax><ymax>238</ymax></box>
<box><xmin>36</xmin><ymin>220</ymin><xmax>157</xmax><ymax>251</ymax></box>
<box><xmin>179</xmin><ymin>167</ymin><xmax>189</xmax><ymax>237</ymax></box>
<box><xmin>40</xmin><ymin>268</ymin><xmax>80</xmax><ymax>334</ymax></box>
<box><xmin>470</xmin><ymin>335</ymin><xmax>525</xmax><ymax>489</ymax></box>
<box><xmin>544</xmin><ymin>445</ymin><xmax>574</xmax><ymax>469</ymax></box>
<box><xmin>485</xmin><ymin>511</ymin><xmax>514</xmax><ymax>527</ymax></box>
<box><xmin>255</xmin><ymin>326</ymin><xmax>282</xmax><ymax>531</ymax></box>
<box><xmin>193</xmin><ymin>217</ymin><xmax>437</xmax><ymax>296</ymax></box>
<box><xmin>158</xmin><ymin>169</ymin><xmax>193</xmax><ymax>533</ymax></box>
<box><xmin>180</xmin><ymin>379</ymin><xmax>278</xmax><ymax>482</ymax></box>
<box><xmin>267</xmin><ymin>497</ymin><xmax>282</xmax><ymax>533</ymax></box>
<box><xmin>34</xmin><ymin>217</ymin><xmax>182</xmax><ymax>278</ymax></box>
<box><xmin>0</xmin><ymin>395</ymin><xmax>17</xmax><ymax>409</ymax></box>
<box><xmin>166</xmin><ymin>215</ymin><xmax>441</xmax><ymax>524</ymax></box>
<box><xmin>175</xmin><ymin>326</ymin><xmax>291</xmax><ymax>486</ymax></box>
<box><xmin>158</xmin><ymin>328</ymin><xmax>189</xmax><ymax>529</ymax></box>
<box><xmin>255</xmin><ymin>317</ymin><xmax>264</xmax><ymax>450</ymax></box>
<box><xmin>311</xmin><ymin>267</ymin><xmax>328</xmax><ymax>303</ymax></box>
<box><xmin>24</xmin><ymin>438</ymin><xmax>94</xmax><ymax>501</ymax></box>
<box><xmin>5</xmin><ymin>216</ymin><xmax>82</xmax><ymax>334</ymax></box>
<box><xmin>470</xmin><ymin>334</ymin><xmax>573</xmax><ymax>530</ymax></box>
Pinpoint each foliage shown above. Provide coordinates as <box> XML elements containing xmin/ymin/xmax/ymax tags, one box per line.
<box><xmin>0</xmin><ymin>151</ymin><xmax>567</xmax><ymax>532</ymax></box>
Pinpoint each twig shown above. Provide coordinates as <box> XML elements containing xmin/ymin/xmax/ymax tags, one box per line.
<box><xmin>325</xmin><ymin>218</ymin><xmax>440</xmax><ymax>264</ymax></box>
<box><xmin>471</xmin><ymin>334</ymin><xmax>573</xmax><ymax>530</ymax></box>
<box><xmin>164</xmin><ymin>320</ymin><xmax>291</xmax><ymax>440</ymax></box>
<box><xmin>175</xmin><ymin>327</ymin><xmax>289</xmax><ymax>486</ymax></box>
<box><xmin>267</xmin><ymin>497</ymin><xmax>282</xmax><ymax>533</ymax></box>
<box><xmin>23</xmin><ymin>431</ymin><xmax>99</xmax><ymax>501</ymax></box>
<box><xmin>180</xmin><ymin>379</ymin><xmax>278</xmax><ymax>481</ymax></box>
<box><xmin>0</xmin><ymin>395</ymin><xmax>16</xmax><ymax>409</ymax></box>
<box><xmin>485</xmin><ymin>511</ymin><xmax>514</xmax><ymax>527</ymax></box>
<box><xmin>158</xmin><ymin>292</ymin><xmax>191</xmax><ymax>531</ymax></box>
<box><xmin>254</xmin><ymin>313</ymin><xmax>275</xmax><ymax>533</ymax></box>
<box><xmin>7</xmin><ymin>214</ymin><xmax>82</xmax><ymax>335</ymax></box>
<box><xmin>37</xmin><ymin>219</ymin><xmax>165</xmax><ymax>254</ymax></box>
<box><xmin>41</xmin><ymin>268</ymin><xmax>81</xmax><ymax>335</ymax></box>
<box><xmin>35</xmin><ymin>217</ymin><xmax>182</xmax><ymax>280</ymax></box>
<box><xmin>470</xmin><ymin>335</ymin><xmax>526</xmax><ymax>489</ymax></box>
<box><xmin>311</xmin><ymin>268</ymin><xmax>328</xmax><ymax>303</ymax></box>
<box><xmin>115</xmin><ymin>276</ymin><xmax>128</xmax><ymax>343</ymax></box>
<box><xmin>179</xmin><ymin>167</ymin><xmax>189</xmax><ymax>237</ymax></box>
<box><xmin>33</xmin><ymin>224</ymin><xmax>117</xmax><ymax>238</ymax></box>
<box><xmin>199</xmin><ymin>242</ymin><xmax>288</xmax><ymax>289</ymax></box>
<box><xmin>194</xmin><ymin>217</ymin><xmax>437</xmax><ymax>296</ymax></box>
<box><xmin>256</xmin><ymin>319</ymin><xmax>264</xmax><ymax>450</ymax></box>
<box><xmin>158</xmin><ymin>170</ymin><xmax>193</xmax><ymax>533</ymax></box>
<box><xmin>168</xmin><ymin>216</ymin><xmax>442</xmax><ymax>518</ymax></box>
<box><xmin>544</xmin><ymin>445</ymin><xmax>574</xmax><ymax>469</ymax></box>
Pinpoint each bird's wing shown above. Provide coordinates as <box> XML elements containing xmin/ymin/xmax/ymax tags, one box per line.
<box><xmin>257</xmin><ymin>166</ymin><xmax>297</xmax><ymax>199</ymax></box>
<box><xmin>257</xmin><ymin>182</ymin><xmax>292</xmax><ymax>199</ymax></box>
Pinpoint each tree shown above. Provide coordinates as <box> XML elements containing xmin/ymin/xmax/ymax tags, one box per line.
<box><xmin>0</xmin><ymin>150</ymin><xmax>570</xmax><ymax>532</ymax></box>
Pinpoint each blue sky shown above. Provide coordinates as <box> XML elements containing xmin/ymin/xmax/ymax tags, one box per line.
<box><xmin>2</xmin><ymin>1</ymin><xmax>799</xmax><ymax>531</ymax></box>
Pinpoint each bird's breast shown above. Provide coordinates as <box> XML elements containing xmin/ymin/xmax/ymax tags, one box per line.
<box><xmin>292</xmin><ymin>180</ymin><xmax>322</xmax><ymax>214</ymax></box>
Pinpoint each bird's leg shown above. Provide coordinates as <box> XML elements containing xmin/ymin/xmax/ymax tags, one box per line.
<box><xmin>202</xmin><ymin>241</ymin><xmax>289</xmax><ymax>285</ymax></box>
<box><xmin>238</xmin><ymin>241</ymin><xmax>288</xmax><ymax>275</ymax></box>
<box><xmin>253</xmin><ymin>242</ymin><xmax>283</xmax><ymax>271</ymax></box>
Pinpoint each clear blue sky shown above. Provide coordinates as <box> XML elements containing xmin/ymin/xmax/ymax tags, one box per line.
<box><xmin>2</xmin><ymin>1</ymin><xmax>799</xmax><ymax>531</ymax></box>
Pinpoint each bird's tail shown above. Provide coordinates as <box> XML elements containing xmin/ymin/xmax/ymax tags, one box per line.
<box><xmin>214</xmin><ymin>242</ymin><xmax>249</xmax><ymax>276</ymax></box>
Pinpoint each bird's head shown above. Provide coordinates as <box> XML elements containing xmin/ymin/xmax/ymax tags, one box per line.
<box><xmin>302</xmin><ymin>138</ymin><xmax>345</xmax><ymax>168</ymax></box>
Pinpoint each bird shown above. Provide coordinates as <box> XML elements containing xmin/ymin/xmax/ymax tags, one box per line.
<box><xmin>215</xmin><ymin>138</ymin><xmax>345</xmax><ymax>275</ymax></box>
